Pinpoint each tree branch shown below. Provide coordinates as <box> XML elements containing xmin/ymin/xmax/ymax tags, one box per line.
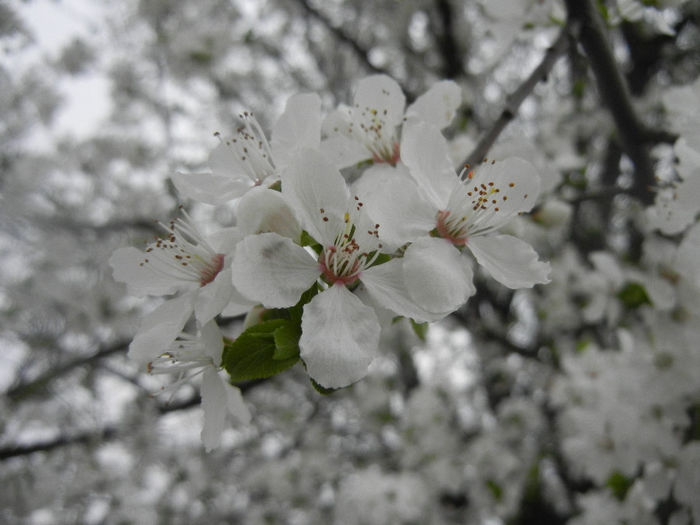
<box><xmin>433</xmin><ymin>0</ymin><xmax>463</xmax><ymax>79</ymax></box>
<box><xmin>564</xmin><ymin>0</ymin><xmax>657</xmax><ymax>204</ymax></box>
<box><xmin>0</xmin><ymin>378</ymin><xmax>269</xmax><ymax>460</ymax></box>
<box><xmin>463</xmin><ymin>25</ymin><xmax>570</xmax><ymax>169</ymax></box>
<box><xmin>6</xmin><ymin>339</ymin><xmax>130</xmax><ymax>402</ymax></box>
<box><xmin>0</xmin><ymin>427</ymin><xmax>119</xmax><ymax>461</ymax></box>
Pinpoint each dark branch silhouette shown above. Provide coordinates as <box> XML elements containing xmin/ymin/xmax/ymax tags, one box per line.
<box><xmin>564</xmin><ymin>0</ymin><xmax>659</xmax><ymax>204</ymax></box>
<box><xmin>433</xmin><ymin>0</ymin><xmax>463</xmax><ymax>79</ymax></box>
<box><xmin>6</xmin><ymin>340</ymin><xmax>130</xmax><ymax>402</ymax></box>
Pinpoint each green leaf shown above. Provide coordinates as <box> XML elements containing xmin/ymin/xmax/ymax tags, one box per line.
<box><xmin>288</xmin><ymin>283</ymin><xmax>318</xmax><ymax>324</ymax></box>
<box><xmin>410</xmin><ymin>319</ymin><xmax>429</xmax><ymax>341</ymax></box>
<box><xmin>259</xmin><ymin>284</ymin><xmax>318</xmax><ymax>324</ymax></box>
<box><xmin>272</xmin><ymin>323</ymin><xmax>301</xmax><ymax>361</ymax></box>
<box><xmin>486</xmin><ymin>480</ymin><xmax>503</xmax><ymax>502</ymax></box>
<box><xmin>369</xmin><ymin>252</ymin><xmax>393</xmax><ymax>267</ymax></box>
<box><xmin>595</xmin><ymin>0</ymin><xmax>610</xmax><ymax>23</ymax></box>
<box><xmin>222</xmin><ymin>319</ymin><xmax>298</xmax><ymax>382</ymax></box>
<box><xmin>300</xmin><ymin>230</ymin><xmax>322</xmax><ymax>253</ymax></box>
<box><xmin>606</xmin><ymin>471</ymin><xmax>633</xmax><ymax>501</ymax></box>
<box><xmin>617</xmin><ymin>281</ymin><xmax>652</xmax><ymax>309</ymax></box>
<box><xmin>653</xmin><ymin>352</ymin><xmax>673</xmax><ymax>370</ymax></box>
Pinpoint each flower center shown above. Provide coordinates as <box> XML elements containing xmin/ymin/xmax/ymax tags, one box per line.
<box><xmin>318</xmin><ymin>206</ymin><xmax>382</xmax><ymax>286</ymax></box>
<box><xmin>343</xmin><ymin>104</ymin><xmax>400</xmax><ymax>165</ymax></box>
<box><xmin>436</xmin><ymin>210</ymin><xmax>469</xmax><ymax>246</ymax></box>
<box><xmin>371</xmin><ymin>141</ymin><xmax>400</xmax><ymax>166</ymax></box>
<box><xmin>140</xmin><ymin>212</ymin><xmax>225</xmax><ymax>287</ymax></box>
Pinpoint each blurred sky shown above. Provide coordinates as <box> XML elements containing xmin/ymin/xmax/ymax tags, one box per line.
<box><xmin>17</xmin><ymin>0</ymin><xmax>110</xmax><ymax>143</ymax></box>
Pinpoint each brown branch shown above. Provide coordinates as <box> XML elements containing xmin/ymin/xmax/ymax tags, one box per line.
<box><xmin>0</xmin><ymin>378</ymin><xmax>269</xmax><ymax>460</ymax></box>
<box><xmin>463</xmin><ymin>25</ymin><xmax>570</xmax><ymax>169</ymax></box>
<box><xmin>563</xmin><ymin>0</ymin><xmax>657</xmax><ymax>204</ymax></box>
<box><xmin>433</xmin><ymin>0</ymin><xmax>463</xmax><ymax>79</ymax></box>
<box><xmin>6</xmin><ymin>340</ymin><xmax>130</xmax><ymax>402</ymax></box>
<box><xmin>0</xmin><ymin>427</ymin><xmax>119</xmax><ymax>461</ymax></box>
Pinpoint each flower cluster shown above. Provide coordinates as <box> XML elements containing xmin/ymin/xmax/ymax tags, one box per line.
<box><xmin>110</xmin><ymin>75</ymin><xmax>551</xmax><ymax>449</ymax></box>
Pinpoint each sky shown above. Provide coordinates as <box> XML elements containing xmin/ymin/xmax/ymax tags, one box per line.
<box><xmin>17</xmin><ymin>0</ymin><xmax>111</xmax><ymax>143</ymax></box>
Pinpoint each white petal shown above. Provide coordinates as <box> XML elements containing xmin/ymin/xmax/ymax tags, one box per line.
<box><xmin>199</xmin><ymin>321</ymin><xmax>224</xmax><ymax>363</ymax></box>
<box><xmin>195</xmin><ymin>268</ymin><xmax>234</xmax><ymax>325</ymax></box>
<box><xmin>201</xmin><ymin>366</ymin><xmax>227</xmax><ymax>452</ymax></box>
<box><xmin>282</xmin><ymin>149</ymin><xmax>349</xmax><ymax>245</ymax></box>
<box><xmin>271</xmin><ymin>93</ymin><xmax>322</xmax><ymax>169</ymax></box>
<box><xmin>110</xmin><ymin>247</ymin><xmax>184</xmax><ymax>297</ymax></box>
<box><xmin>468</xmin><ymin>234</ymin><xmax>551</xmax><ymax>289</ymax></box>
<box><xmin>402</xmin><ymin>237</ymin><xmax>475</xmax><ymax>316</ymax></box>
<box><xmin>232</xmin><ymin>233</ymin><xmax>319</xmax><ymax>308</ymax></box>
<box><xmin>224</xmin><ymin>381</ymin><xmax>251</xmax><ymax>424</ymax></box>
<box><xmin>400</xmin><ymin>121</ymin><xmax>459</xmax><ymax>208</ymax></box>
<box><xmin>300</xmin><ymin>285</ymin><xmax>380</xmax><ymax>388</ymax></box>
<box><xmin>236</xmin><ymin>187</ymin><xmax>301</xmax><ymax>240</ymax></box>
<box><xmin>405</xmin><ymin>80</ymin><xmax>462</xmax><ymax>129</ymax></box>
<box><xmin>207</xmin><ymin>227</ymin><xmax>244</xmax><ymax>255</ymax></box>
<box><xmin>208</xmin><ymin>142</ymin><xmax>249</xmax><ymax>180</ymax></box>
<box><xmin>358</xmin><ymin>166</ymin><xmax>436</xmax><ymax>248</ymax></box>
<box><xmin>361</xmin><ymin>238</ymin><xmax>474</xmax><ymax>322</ymax></box>
<box><xmin>220</xmin><ymin>287</ymin><xmax>258</xmax><ymax>317</ymax></box>
<box><xmin>321</xmin><ymin>135</ymin><xmax>372</xmax><ymax>169</ymax></box>
<box><xmin>171</xmin><ymin>171</ymin><xmax>250</xmax><ymax>205</ymax></box>
<box><xmin>128</xmin><ymin>293</ymin><xmax>195</xmax><ymax>365</ymax></box>
<box><xmin>201</xmin><ymin>368</ymin><xmax>251</xmax><ymax>452</ymax></box>
<box><xmin>354</xmin><ymin>75</ymin><xmax>406</xmax><ymax>130</ymax></box>
<box><xmin>675</xmin><ymin>222</ymin><xmax>700</xmax><ymax>288</ymax></box>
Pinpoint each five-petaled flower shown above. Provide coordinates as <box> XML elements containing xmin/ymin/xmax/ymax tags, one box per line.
<box><xmin>365</xmin><ymin>121</ymin><xmax>551</xmax><ymax>290</ymax></box>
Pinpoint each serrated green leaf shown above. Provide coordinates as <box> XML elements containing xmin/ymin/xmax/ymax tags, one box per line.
<box><xmin>222</xmin><ymin>319</ymin><xmax>298</xmax><ymax>382</ymax></box>
<box><xmin>273</xmin><ymin>323</ymin><xmax>301</xmax><ymax>361</ymax></box>
<box><xmin>410</xmin><ymin>319</ymin><xmax>429</xmax><ymax>341</ymax></box>
<box><xmin>617</xmin><ymin>281</ymin><xmax>651</xmax><ymax>309</ymax></box>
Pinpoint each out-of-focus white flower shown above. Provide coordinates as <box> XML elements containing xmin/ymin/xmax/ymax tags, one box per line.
<box><xmin>335</xmin><ymin>467</ymin><xmax>430</xmax><ymax>525</ymax></box>
<box><xmin>674</xmin><ymin>443</ymin><xmax>700</xmax><ymax>524</ymax></box>
<box><xmin>172</xmin><ymin>93</ymin><xmax>322</xmax><ymax>204</ymax></box>
<box><xmin>663</xmin><ymin>78</ymin><xmax>700</xmax><ymax>153</ymax></box>
<box><xmin>647</xmin><ymin>139</ymin><xmax>700</xmax><ymax>235</ymax></box>
<box><xmin>614</xmin><ymin>0</ymin><xmax>678</xmax><ymax>35</ymax></box>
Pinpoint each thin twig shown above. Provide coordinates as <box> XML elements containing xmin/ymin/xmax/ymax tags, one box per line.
<box><xmin>463</xmin><ymin>25</ymin><xmax>571</xmax><ymax>170</ymax></box>
<box><xmin>0</xmin><ymin>378</ymin><xmax>269</xmax><ymax>460</ymax></box>
<box><xmin>433</xmin><ymin>0</ymin><xmax>463</xmax><ymax>79</ymax></box>
<box><xmin>6</xmin><ymin>340</ymin><xmax>130</xmax><ymax>402</ymax></box>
